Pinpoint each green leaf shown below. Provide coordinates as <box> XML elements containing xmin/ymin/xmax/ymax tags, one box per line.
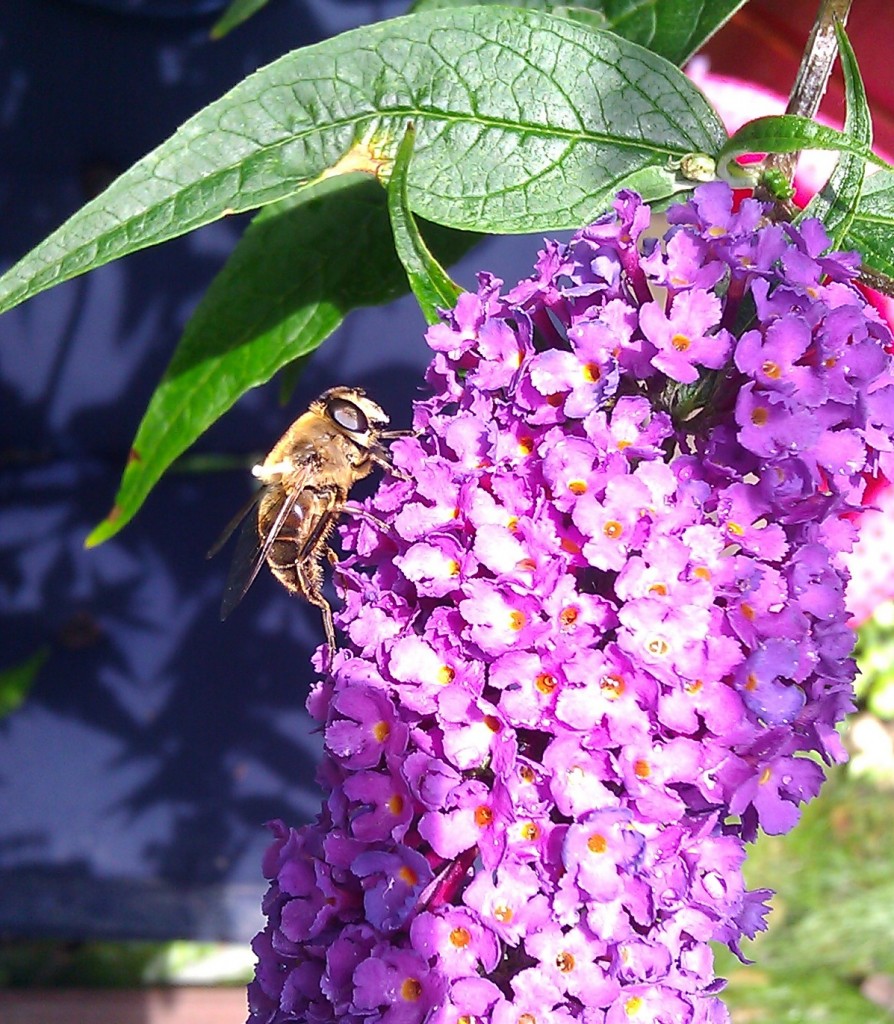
<box><xmin>210</xmin><ymin>0</ymin><xmax>272</xmax><ymax>39</ymax></box>
<box><xmin>277</xmin><ymin>352</ymin><xmax>313</xmax><ymax>407</ymax></box>
<box><xmin>717</xmin><ymin>114</ymin><xmax>890</xmax><ymax>185</ymax></box>
<box><xmin>387</xmin><ymin>123</ymin><xmax>463</xmax><ymax>325</ymax></box>
<box><xmin>0</xmin><ymin>649</ymin><xmax>47</xmax><ymax>718</ymax></box>
<box><xmin>411</xmin><ymin>0</ymin><xmax>748</xmax><ymax>65</ymax></box>
<box><xmin>801</xmin><ymin>21</ymin><xmax>871</xmax><ymax>247</ymax></box>
<box><xmin>85</xmin><ymin>174</ymin><xmax>478</xmax><ymax>547</ymax></box>
<box><xmin>842</xmin><ymin>167</ymin><xmax>894</xmax><ymax>281</ymax></box>
<box><xmin>0</xmin><ymin>6</ymin><xmax>725</xmax><ymax>319</ymax></box>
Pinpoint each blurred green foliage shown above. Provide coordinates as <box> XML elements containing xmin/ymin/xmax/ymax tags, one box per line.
<box><xmin>714</xmin><ymin>767</ymin><xmax>894</xmax><ymax>1022</ymax></box>
<box><xmin>0</xmin><ymin>940</ymin><xmax>252</xmax><ymax>988</ymax></box>
<box><xmin>0</xmin><ymin>941</ymin><xmax>165</xmax><ymax>988</ymax></box>
<box><xmin>0</xmin><ymin>649</ymin><xmax>47</xmax><ymax>718</ymax></box>
<box><xmin>855</xmin><ymin>600</ymin><xmax>894</xmax><ymax>720</ymax></box>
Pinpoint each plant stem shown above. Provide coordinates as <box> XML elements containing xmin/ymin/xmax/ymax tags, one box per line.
<box><xmin>763</xmin><ymin>0</ymin><xmax>855</xmax><ymax>189</ymax></box>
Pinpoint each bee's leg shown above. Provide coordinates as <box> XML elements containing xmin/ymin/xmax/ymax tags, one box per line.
<box><xmin>324</xmin><ymin>545</ymin><xmax>341</xmax><ymax>579</ymax></box>
<box><xmin>368</xmin><ymin>445</ymin><xmax>411</xmax><ymax>482</ymax></box>
<box><xmin>294</xmin><ymin>486</ymin><xmax>343</xmax><ymax>657</ymax></box>
<box><xmin>379</xmin><ymin>429</ymin><xmax>417</xmax><ymax>480</ymax></box>
<box><xmin>341</xmin><ymin>502</ymin><xmax>391</xmax><ymax>533</ymax></box>
<box><xmin>323</xmin><ymin>548</ymin><xmax>343</xmax><ymax>639</ymax></box>
<box><xmin>380</xmin><ymin>428</ymin><xmax>416</xmax><ymax>439</ymax></box>
<box><xmin>295</xmin><ymin>558</ymin><xmax>337</xmax><ymax>654</ymax></box>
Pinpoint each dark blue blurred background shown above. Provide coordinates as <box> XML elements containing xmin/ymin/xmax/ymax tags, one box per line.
<box><xmin>0</xmin><ymin>0</ymin><xmax>544</xmax><ymax>941</ymax></box>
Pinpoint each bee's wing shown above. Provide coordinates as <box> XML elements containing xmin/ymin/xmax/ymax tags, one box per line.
<box><xmin>206</xmin><ymin>487</ymin><xmax>266</xmax><ymax>560</ymax></box>
<box><xmin>217</xmin><ymin>480</ymin><xmax>309</xmax><ymax>621</ymax></box>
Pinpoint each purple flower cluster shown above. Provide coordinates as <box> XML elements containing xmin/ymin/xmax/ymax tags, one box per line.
<box><xmin>247</xmin><ymin>182</ymin><xmax>894</xmax><ymax>1024</ymax></box>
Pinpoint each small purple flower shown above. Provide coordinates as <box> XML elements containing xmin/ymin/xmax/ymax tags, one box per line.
<box><xmin>735</xmin><ymin>640</ymin><xmax>806</xmax><ymax>726</ymax></box>
<box><xmin>639</xmin><ymin>288</ymin><xmax>730</xmax><ymax>383</ymax></box>
<box><xmin>353</xmin><ymin>847</ymin><xmax>434</xmax><ymax>934</ymax></box>
<box><xmin>409</xmin><ymin>906</ymin><xmax>500</xmax><ymax>979</ymax></box>
<box><xmin>562</xmin><ymin>808</ymin><xmax>645</xmax><ymax>903</ymax></box>
<box><xmin>735</xmin><ymin>383</ymin><xmax>822</xmax><ymax>459</ymax></box>
<box><xmin>343</xmin><ymin>764</ymin><xmax>414</xmax><ymax>842</ymax></box>
<box><xmin>458</xmin><ymin>578</ymin><xmax>548</xmax><ymax>655</ymax></box>
<box><xmin>463</xmin><ymin>862</ymin><xmax>552</xmax><ymax>946</ymax></box>
<box><xmin>526</xmin><ymin>922</ymin><xmax>620</xmax><ymax>1005</ymax></box>
<box><xmin>325</xmin><ymin>685</ymin><xmax>408</xmax><ymax>770</ymax></box>
<box><xmin>728</xmin><ymin>753</ymin><xmax>825</xmax><ymax>836</ymax></box>
<box><xmin>573</xmin><ymin>472</ymin><xmax>652</xmax><ymax>572</ymax></box>
<box><xmin>352</xmin><ymin>946</ymin><xmax>444</xmax><ymax>1024</ymax></box>
<box><xmin>396</xmin><ymin>535</ymin><xmax>472</xmax><ymax>598</ymax></box>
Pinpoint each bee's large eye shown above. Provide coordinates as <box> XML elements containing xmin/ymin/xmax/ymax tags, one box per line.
<box><xmin>327</xmin><ymin>397</ymin><xmax>369</xmax><ymax>434</ymax></box>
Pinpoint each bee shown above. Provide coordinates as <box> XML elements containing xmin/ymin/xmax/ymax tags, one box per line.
<box><xmin>208</xmin><ymin>386</ymin><xmax>406</xmax><ymax>650</ymax></box>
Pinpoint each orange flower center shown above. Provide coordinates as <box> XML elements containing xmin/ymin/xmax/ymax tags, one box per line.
<box><xmin>398</xmin><ymin>865</ymin><xmax>418</xmax><ymax>885</ymax></box>
<box><xmin>536</xmin><ymin>673</ymin><xmax>557</xmax><ymax>694</ymax></box>
<box><xmin>400</xmin><ymin>978</ymin><xmax>422</xmax><ymax>1002</ymax></box>
<box><xmin>603</xmin><ymin>519</ymin><xmax>623</xmax><ymax>539</ymax></box>
<box><xmin>520</xmin><ymin>821</ymin><xmax>540</xmax><ymax>841</ymax></box>
<box><xmin>560</xmin><ymin>606</ymin><xmax>579</xmax><ymax>626</ymax></box>
<box><xmin>587</xmin><ymin>832</ymin><xmax>608</xmax><ymax>854</ymax></box>
<box><xmin>556</xmin><ymin>951</ymin><xmax>576</xmax><ymax>973</ymax></box>
<box><xmin>601</xmin><ymin>673</ymin><xmax>625</xmax><ymax>699</ymax></box>
<box><xmin>493</xmin><ymin>903</ymin><xmax>513</xmax><ymax>923</ymax></box>
<box><xmin>647</xmin><ymin>637</ymin><xmax>669</xmax><ymax>656</ymax></box>
<box><xmin>474</xmin><ymin>805</ymin><xmax>494</xmax><ymax>827</ymax></box>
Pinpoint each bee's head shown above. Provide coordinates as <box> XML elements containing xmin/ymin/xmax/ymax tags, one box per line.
<box><xmin>317</xmin><ymin>386</ymin><xmax>390</xmax><ymax>438</ymax></box>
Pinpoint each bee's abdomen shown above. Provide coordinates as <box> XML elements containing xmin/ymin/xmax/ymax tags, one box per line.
<box><xmin>265</xmin><ymin>486</ymin><xmax>342</xmax><ymax>602</ymax></box>
<box><xmin>268</xmin><ymin>537</ymin><xmax>301</xmax><ymax>570</ymax></box>
<box><xmin>268</xmin><ymin>550</ymin><xmax>304</xmax><ymax>597</ymax></box>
